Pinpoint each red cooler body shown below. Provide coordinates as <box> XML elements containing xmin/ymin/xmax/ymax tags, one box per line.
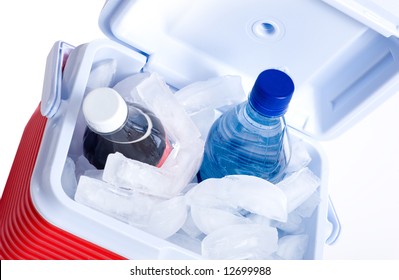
<box><xmin>0</xmin><ymin>106</ymin><xmax>124</xmax><ymax>259</ymax></box>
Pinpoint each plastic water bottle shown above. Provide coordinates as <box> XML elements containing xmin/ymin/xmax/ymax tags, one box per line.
<box><xmin>82</xmin><ymin>87</ymin><xmax>172</xmax><ymax>169</ymax></box>
<box><xmin>199</xmin><ymin>69</ymin><xmax>294</xmax><ymax>183</ymax></box>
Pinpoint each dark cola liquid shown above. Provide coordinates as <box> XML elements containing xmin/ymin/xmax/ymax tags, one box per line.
<box><xmin>83</xmin><ymin>103</ymin><xmax>170</xmax><ymax>169</ymax></box>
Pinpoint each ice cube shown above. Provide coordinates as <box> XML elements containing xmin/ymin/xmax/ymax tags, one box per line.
<box><xmin>75</xmin><ymin>175</ymin><xmax>162</xmax><ymax>224</ymax></box>
<box><xmin>75</xmin><ymin>155</ymin><xmax>96</xmax><ymax>181</ymax></box>
<box><xmin>83</xmin><ymin>169</ymin><xmax>104</xmax><ymax>180</ymax></box>
<box><xmin>103</xmin><ymin>148</ymin><xmax>204</xmax><ymax>198</ymax></box>
<box><xmin>271</xmin><ymin>211</ymin><xmax>305</xmax><ymax>234</ymax></box>
<box><xmin>174</xmin><ymin>75</ymin><xmax>245</xmax><ymax>140</ymax></box>
<box><xmin>61</xmin><ymin>157</ymin><xmax>78</xmax><ymax>199</ymax></box>
<box><xmin>187</xmin><ymin>175</ymin><xmax>287</xmax><ymax>222</ymax></box>
<box><xmin>103</xmin><ymin>152</ymin><xmax>174</xmax><ymax>197</ymax></box>
<box><xmin>167</xmin><ymin>231</ymin><xmax>202</xmax><ymax>254</ymax></box>
<box><xmin>113</xmin><ymin>72</ymin><xmax>151</xmax><ymax>103</ymax></box>
<box><xmin>134</xmin><ymin>73</ymin><xmax>202</xmax><ymax>142</ymax></box>
<box><xmin>277</xmin><ymin>234</ymin><xmax>309</xmax><ymax>260</ymax></box>
<box><xmin>201</xmin><ymin>224</ymin><xmax>278</xmax><ymax>259</ymax></box>
<box><xmin>86</xmin><ymin>59</ymin><xmax>117</xmax><ymax>92</ymax></box>
<box><xmin>181</xmin><ymin>209</ymin><xmax>203</xmax><ymax>239</ymax></box>
<box><xmin>174</xmin><ymin>75</ymin><xmax>247</xmax><ymax>115</ymax></box>
<box><xmin>189</xmin><ymin>108</ymin><xmax>222</xmax><ymax>140</ymax></box>
<box><xmin>75</xmin><ymin>175</ymin><xmax>186</xmax><ymax>238</ymax></box>
<box><xmin>141</xmin><ymin>196</ymin><xmax>188</xmax><ymax>239</ymax></box>
<box><xmin>277</xmin><ymin>167</ymin><xmax>320</xmax><ymax>213</ymax></box>
<box><xmin>161</xmin><ymin>141</ymin><xmax>205</xmax><ymax>195</ymax></box>
<box><xmin>284</xmin><ymin>137</ymin><xmax>312</xmax><ymax>174</ymax></box>
<box><xmin>180</xmin><ymin>183</ymin><xmax>198</xmax><ymax>196</ymax></box>
<box><xmin>295</xmin><ymin>190</ymin><xmax>321</xmax><ymax>218</ymax></box>
<box><xmin>190</xmin><ymin>204</ymin><xmax>250</xmax><ymax>235</ymax></box>
<box><xmin>247</xmin><ymin>213</ymin><xmax>273</xmax><ymax>227</ymax></box>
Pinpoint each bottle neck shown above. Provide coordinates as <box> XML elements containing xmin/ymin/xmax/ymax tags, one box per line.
<box><xmin>244</xmin><ymin>101</ymin><xmax>285</xmax><ymax>128</ymax></box>
<box><xmin>101</xmin><ymin>103</ymin><xmax>154</xmax><ymax>144</ymax></box>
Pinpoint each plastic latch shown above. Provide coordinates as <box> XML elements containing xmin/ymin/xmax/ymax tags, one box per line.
<box><xmin>326</xmin><ymin>196</ymin><xmax>341</xmax><ymax>245</ymax></box>
<box><xmin>40</xmin><ymin>41</ymin><xmax>74</xmax><ymax>118</ymax></box>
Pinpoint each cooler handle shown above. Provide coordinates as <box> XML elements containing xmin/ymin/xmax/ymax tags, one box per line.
<box><xmin>326</xmin><ymin>196</ymin><xmax>341</xmax><ymax>245</ymax></box>
<box><xmin>40</xmin><ymin>41</ymin><xmax>74</xmax><ymax>118</ymax></box>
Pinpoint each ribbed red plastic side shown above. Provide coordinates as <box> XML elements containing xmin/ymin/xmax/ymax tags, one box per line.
<box><xmin>0</xmin><ymin>105</ymin><xmax>125</xmax><ymax>259</ymax></box>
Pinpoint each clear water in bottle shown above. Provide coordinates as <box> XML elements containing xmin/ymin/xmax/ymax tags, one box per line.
<box><xmin>199</xmin><ymin>69</ymin><xmax>294</xmax><ymax>183</ymax></box>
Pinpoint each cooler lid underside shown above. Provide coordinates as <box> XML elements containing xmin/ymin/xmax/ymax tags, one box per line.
<box><xmin>322</xmin><ymin>0</ymin><xmax>399</xmax><ymax>38</ymax></box>
<box><xmin>99</xmin><ymin>0</ymin><xmax>399</xmax><ymax>140</ymax></box>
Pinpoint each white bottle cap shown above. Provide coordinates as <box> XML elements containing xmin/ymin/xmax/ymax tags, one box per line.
<box><xmin>82</xmin><ymin>87</ymin><xmax>128</xmax><ymax>134</ymax></box>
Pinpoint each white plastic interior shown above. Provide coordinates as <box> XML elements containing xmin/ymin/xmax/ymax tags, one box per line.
<box><xmin>99</xmin><ymin>0</ymin><xmax>399</xmax><ymax>140</ymax></box>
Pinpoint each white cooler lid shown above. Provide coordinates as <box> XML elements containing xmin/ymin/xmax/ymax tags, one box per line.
<box><xmin>322</xmin><ymin>0</ymin><xmax>399</xmax><ymax>38</ymax></box>
<box><xmin>98</xmin><ymin>0</ymin><xmax>399</xmax><ymax>140</ymax></box>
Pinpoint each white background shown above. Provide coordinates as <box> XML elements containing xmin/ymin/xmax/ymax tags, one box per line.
<box><xmin>0</xmin><ymin>0</ymin><xmax>398</xmax><ymax>259</ymax></box>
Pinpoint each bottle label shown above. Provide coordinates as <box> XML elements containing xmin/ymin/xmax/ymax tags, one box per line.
<box><xmin>156</xmin><ymin>137</ymin><xmax>173</xmax><ymax>167</ymax></box>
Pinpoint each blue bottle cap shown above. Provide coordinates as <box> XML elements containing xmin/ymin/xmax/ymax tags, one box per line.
<box><xmin>249</xmin><ymin>69</ymin><xmax>295</xmax><ymax>117</ymax></box>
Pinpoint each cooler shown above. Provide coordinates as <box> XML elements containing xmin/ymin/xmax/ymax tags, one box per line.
<box><xmin>1</xmin><ymin>0</ymin><xmax>399</xmax><ymax>259</ymax></box>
